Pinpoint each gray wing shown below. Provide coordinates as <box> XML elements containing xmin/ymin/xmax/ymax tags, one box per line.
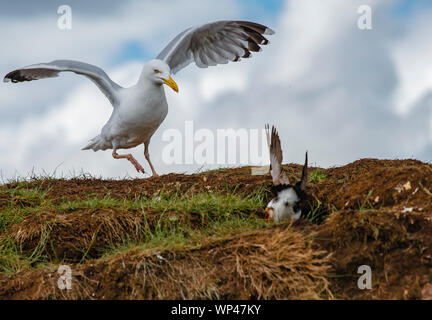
<box><xmin>157</xmin><ymin>20</ymin><xmax>275</xmax><ymax>74</ymax></box>
<box><xmin>4</xmin><ymin>60</ymin><xmax>122</xmax><ymax>106</ymax></box>
<box><xmin>265</xmin><ymin>124</ymin><xmax>290</xmax><ymax>186</ymax></box>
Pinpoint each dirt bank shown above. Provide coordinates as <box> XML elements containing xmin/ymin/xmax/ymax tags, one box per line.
<box><xmin>1</xmin><ymin>158</ymin><xmax>432</xmax><ymax>299</ymax></box>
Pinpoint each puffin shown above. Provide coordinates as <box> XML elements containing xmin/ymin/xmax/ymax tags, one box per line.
<box><xmin>264</xmin><ymin>124</ymin><xmax>309</xmax><ymax>222</ymax></box>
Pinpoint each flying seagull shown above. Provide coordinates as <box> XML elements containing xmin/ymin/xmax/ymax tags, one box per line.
<box><xmin>264</xmin><ymin>124</ymin><xmax>308</xmax><ymax>222</ymax></box>
<box><xmin>4</xmin><ymin>20</ymin><xmax>275</xmax><ymax>176</ymax></box>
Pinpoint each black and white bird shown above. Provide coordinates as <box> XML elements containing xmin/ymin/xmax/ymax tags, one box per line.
<box><xmin>4</xmin><ymin>21</ymin><xmax>274</xmax><ymax>176</ymax></box>
<box><xmin>264</xmin><ymin>125</ymin><xmax>309</xmax><ymax>222</ymax></box>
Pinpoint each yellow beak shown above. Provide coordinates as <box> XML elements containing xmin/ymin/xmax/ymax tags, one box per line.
<box><xmin>163</xmin><ymin>76</ymin><xmax>179</xmax><ymax>93</ymax></box>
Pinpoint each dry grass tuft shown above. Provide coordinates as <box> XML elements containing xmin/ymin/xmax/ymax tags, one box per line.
<box><xmin>8</xmin><ymin>209</ymin><xmax>147</xmax><ymax>261</ymax></box>
<box><xmin>0</xmin><ymin>224</ymin><xmax>332</xmax><ymax>300</ymax></box>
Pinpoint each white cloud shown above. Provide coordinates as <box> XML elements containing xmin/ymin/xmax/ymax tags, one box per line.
<box><xmin>391</xmin><ymin>10</ymin><xmax>432</xmax><ymax>114</ymax></box>
<box><xmin>0</xmin><ymin>0</ymin><xmax>241</xmax><ymax>119</ymax></box>
<box><xmin>199</xmin><ymin>67</ymin><xmax>248</xmax><ymax>102</ymax></box>
<box><xmin>1</xmin><ymin>0</ymin><xmax>432</xmax><ymax>181</ymax></box>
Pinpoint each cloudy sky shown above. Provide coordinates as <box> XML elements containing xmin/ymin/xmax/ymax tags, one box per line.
<box><xmin>1</xmin><ymin>0</ymin><xmax>432</xmax><ymax>180</ymax></box>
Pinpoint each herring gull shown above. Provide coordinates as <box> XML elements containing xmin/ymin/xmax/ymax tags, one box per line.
<box><xmin>4</xmin><ymin>20</ymin><xmax>275</xmax><ymax>176</ymax></box>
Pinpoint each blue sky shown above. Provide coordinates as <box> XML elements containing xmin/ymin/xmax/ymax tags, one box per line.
<box><xmin>238</xmin><ymin>0</ymin><xmax>284</xmax><ymax>19</ymax></box>
<box><xmin>112</xmin><ymin>0</ymin><xmax>285</xmax><ymax>66</ymax></box>
<box><xmin>1</xmin><ymin>0</ymin><xmax>432</xmax><ymax>179</ymax></box>
<box><xmin>110</xmin><ymin>0</ymin><xmax>423</xmax><ymax>68</ymax></box>
<box><xmin>391</xmin><ymin>0</ymin><xmax>432</xmax><ymax>17</ymax></box>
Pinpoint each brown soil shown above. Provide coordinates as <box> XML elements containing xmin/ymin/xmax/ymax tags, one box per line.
<box><xmin>1</xmin><ymin>158</ymin><xmax>432</xmax><ymax>300</ymax></box>
<box><xmin>3</xmin><ymin>168</ymin><xmax>274</xmax><ymax>204</ymax></box>
<box><xmin>0</xmin><ymin>224</ymin><xmax>331</xmax><ymax>300</ymax></box>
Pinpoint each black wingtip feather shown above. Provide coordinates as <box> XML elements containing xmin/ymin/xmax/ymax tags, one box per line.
<box><xmin>242</xmin><ymin>51</ymin><xmax>251</xmax><ymax>58</ymax></box>
<box><xmin>235</xmin><ymin>21</ymin><xmax>275</xmax><ymax>36</ymax></box>
<box><xmin>299</xmin><ymin>151</ymin><xmax>308</xmax><ymax>191</ymax></box>
<box><xmin>4</xmin><ymin>70</ymin><xmax>31</xmax><ymax>83</ymax></box>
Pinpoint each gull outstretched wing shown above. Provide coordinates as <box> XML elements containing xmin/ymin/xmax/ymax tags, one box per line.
<box><xmin>157</xmin><ymin>20</ymin><xmax>275</xmax><ymax>74</ymax></box>
<box><xmin>4</xmin><ymin>60</ymin><xmax>122</xmax><ymax>106</ymax></box>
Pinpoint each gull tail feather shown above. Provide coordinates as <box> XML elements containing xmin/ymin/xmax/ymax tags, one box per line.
<box><xmin>82</xmin><ymin>135</ymin><xmax>110</xmax><ymax>151</ymax></box>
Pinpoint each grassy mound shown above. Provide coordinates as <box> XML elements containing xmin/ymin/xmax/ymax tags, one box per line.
<box><xmin>0</xmin><ymin>224</ymin><xmax>331</xmax><ymax>299</ymax></box>
<box><xmin>1</xmin><ymin>159</ymin><xmax>432</xmax><ymax>299</ymax></box>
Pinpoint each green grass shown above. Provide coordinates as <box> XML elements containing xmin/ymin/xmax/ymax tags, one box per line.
<box><xmin>0</xmin><ymin>184</ymin><xmax>55</xmax><ymax>273</ymax></box>
<box><xmin>0</xmin><ymin>230</ymin><xmax>53</xmax><ymax>274</ymax></box>
<box><xmin>0</xmin><ymin>238</ymin><xmax>29</xmax><ymax>274</ymax></box>
<box><xmin>0</xmin><ymin>178</ymin><xmax>328</xmax><ymax>275</ymax></box>
<box><xmin>304</xmin><ymin>198</ymin><xmax>328</xmax><ymax>225</ymax></box>
<box><xmin>0</xmin><ymin>183</ymin><xmax>270</xmax><ymax>274</ymax></box>
<box><xmin>57</xmin><ymin>196</ymin><xmax>124</xmax><ymax>212</ymax></box>
<box><xmin>309</xmin><ymin>169</ymin><xmax>327</xmax><ymax>183</ymax></box>
<box><xmin>104</xmin><ymin>212</ymin><xmax>272</xmax><ymax>259</ymax></box>
<box><xmin>357</xmin><ymin>189</ymin><xmax>381</xmax><ymax>213</ymax></box>
<box><xmin>0</xmin><ymin>186</ymin><xmax>51</xmax><ymax>231</ymax></box>
<box><xmin>101</xmin><ymin>188</ymin><xmax>271</xmax><ymax>257</ymax></box>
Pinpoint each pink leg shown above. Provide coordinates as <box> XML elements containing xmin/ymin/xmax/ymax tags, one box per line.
<box><xmin>112</xmin><ymin>151</ymin><xmax>145</xmax><ymax>174</ymax></box>
<box><xmin>144</xmin><ymin>141</ymin><xmax>159</xmax><ymax>177</ymax></box>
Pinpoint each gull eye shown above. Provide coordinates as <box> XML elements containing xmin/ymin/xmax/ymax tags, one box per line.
<box><xmin>154</xmin><ymin>69</ymin><xmax>161</xmax><ymax>74</ymax></box>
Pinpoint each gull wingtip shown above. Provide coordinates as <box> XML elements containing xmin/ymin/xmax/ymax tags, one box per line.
<box><xmin>265</xmin><ymin>27</ymin><xmax>276</xmax><ymax>35</ymax></box>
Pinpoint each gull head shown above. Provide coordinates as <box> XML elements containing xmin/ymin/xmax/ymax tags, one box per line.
<box><xmin>142</xmin><ymin>59</ymin><xmax>178</xmax><ymax>93</ymax></box>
